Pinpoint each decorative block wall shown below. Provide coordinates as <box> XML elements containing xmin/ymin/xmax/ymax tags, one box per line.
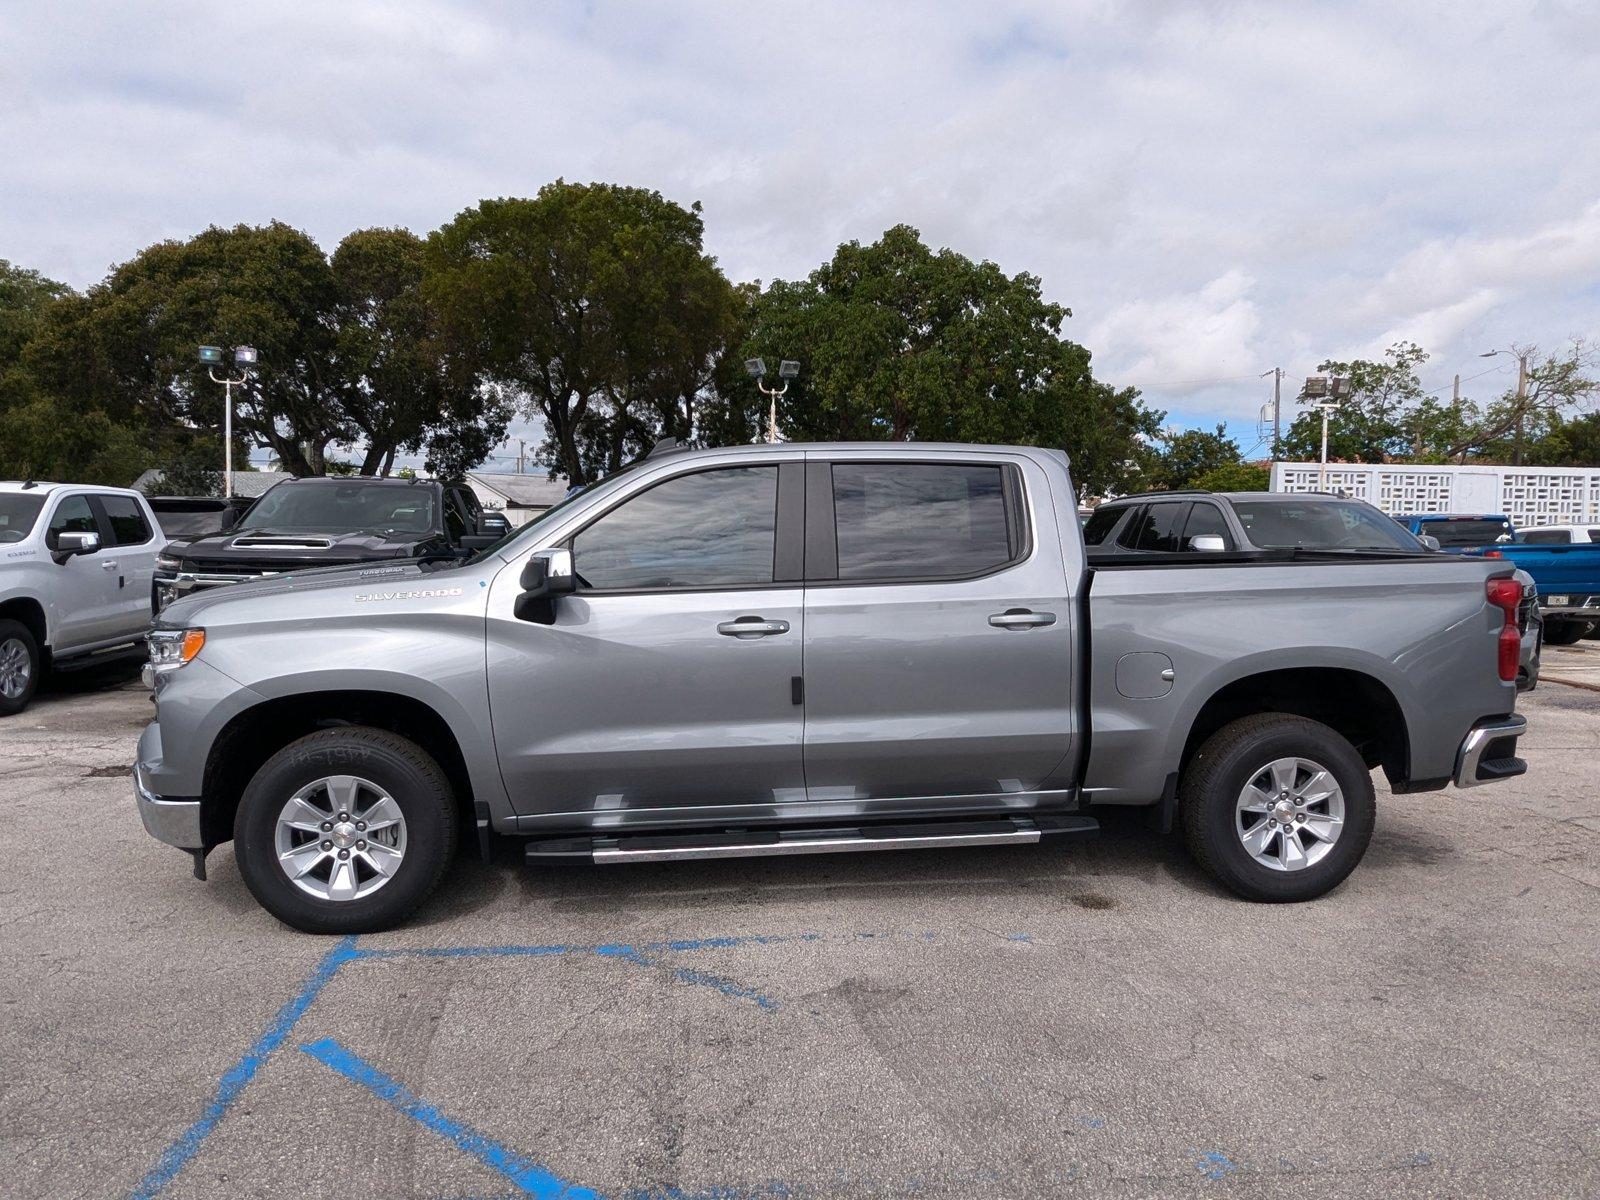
<box><xmin>1268</xmin><ymin>463</ymin><xmax>1600</xmax><ymax>528</ymax></box>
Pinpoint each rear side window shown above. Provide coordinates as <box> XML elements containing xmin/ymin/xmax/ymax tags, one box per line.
<box><xmin>831</xmin><ymin>462</ymin><xmax>1014</xmax><ymax>581</ymax></box>
<box><xmin>98</xmin><ymin>495</ymin><xmax>153</xmax><ymax>546</ymax></box>
<box><xmin>1081</xmin><ymin>506</ymin><xmax>1124</xmax><ymax>546</ymax></box>
<box><xmin>1120</xmin><ymin>502</ymin><xmax>1189</xmax><ymax>552</ymax></box>
<box><xmin>573</xmin><ymin>466</ymin><xmax>778</xmax><ymax>590</ymax></box>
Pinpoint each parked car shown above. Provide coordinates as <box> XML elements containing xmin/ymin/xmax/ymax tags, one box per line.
<box><xmin>1</xmin><ymin>481</ymin><xmax>162</xmax><ymax>715</ymax></box>
<box><xmin>1464</xmin><ymin>537</ymin><xmax>1600</xmax><ymax>645</ymax></box>
<box><xmin>1390</xmin><ymin>513</ymin><xmax>1515</xmax><ymax>550</ymax></box>
<box><xmin>1517</xmin><ymin>524</ymin><xmax>1600</xmax><ymax>545</ymax></box>
<box><xmin>152</xmin><ymin>476</ymin><xmax>500</xmax><ymax>611</ymax></box>
<box><xmin>1084</xmin><ymin>491</ymin><xmax>1541</xmax><ymax>689</ymax></box>
<box><xmin>135</xmin><ymin>443</ymin><xmax>1527</xmax><ymax>932</ymax></box>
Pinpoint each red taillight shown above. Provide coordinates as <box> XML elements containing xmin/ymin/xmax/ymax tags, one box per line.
<box><xmin>1483</xmin><ymin>550</ymin><xmax>1503</xmax><ymax>558</ymax></box>
<box><xmin>1486</xmin><ymin>577</ymin><xmax>1522</xmax><ymax>682</ymax></box>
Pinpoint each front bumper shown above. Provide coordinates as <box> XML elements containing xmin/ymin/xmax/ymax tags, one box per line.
<box><xmin>1454</xmin><ymin>715</ymin><xmax>1528</xmax><ymax>788</ymax></box>
<box><xmin>134</xmin><ymin>734</ymin><xmax>205</xmax><ymax>849</ymax></box>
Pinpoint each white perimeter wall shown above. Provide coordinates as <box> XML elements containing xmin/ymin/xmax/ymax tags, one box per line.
<box><xmin>1269</xmin><ymin>463</ymin><xmax>1600</xmax><ymax>528</ymax></box>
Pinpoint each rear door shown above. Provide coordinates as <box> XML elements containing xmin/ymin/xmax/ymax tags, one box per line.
<box><xmin>799</xmin><ymin>453</ymin><xmax>1078</xmax><ymax>811</ymax></box>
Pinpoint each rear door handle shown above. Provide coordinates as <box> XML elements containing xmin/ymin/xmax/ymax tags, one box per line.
<box><xmin>989</xmin><ymin>609</ymin><xmax>1056</xmax><ymax>629</ymax></box>
<box><xmin>717</xmin><ymin>617</ymin><xmax>791</xmax><ymax>638</ymax></box>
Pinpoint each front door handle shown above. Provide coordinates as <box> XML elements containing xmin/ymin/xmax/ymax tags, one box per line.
<box><xmin>989</xmin><ymin>609</ymin><xmax>1056</xmax><ymax>629</ymax></box>
<box><xmin>717</xmin><ymin>617</ymin><xmax>791</xmax><ymax>638</ymax></box>
<box><xmin>101</xmin><ymin>560</ymin><xmax>119</xmax><ymax>571</ymax></box>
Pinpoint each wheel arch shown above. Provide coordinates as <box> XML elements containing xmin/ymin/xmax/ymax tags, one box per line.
<box><xmin>0</xmin><ymin>596</ymin><xmax>49</xmax><ymax>656</ymax></box>
<box><xmin>1179</xmin><ymin>666</ymin><xmax>1412</xmax><ymax>790</ymax></box>
<box><xmin>199</xmin><ymin>690</ymin><xmax>478</xmax><ymax>848</ymax></box>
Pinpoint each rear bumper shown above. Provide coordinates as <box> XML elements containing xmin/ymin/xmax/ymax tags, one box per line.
<box><xmin>1453</xmin><ymin>715</ymin><xmax>1528</xmax><ymax>788</ymax></box>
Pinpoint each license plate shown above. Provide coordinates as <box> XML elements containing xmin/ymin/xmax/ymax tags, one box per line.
<box><xmin>1549</xmin><ymin>594</ymin><xmax>1570</xmax><ymax>606</ymax></box>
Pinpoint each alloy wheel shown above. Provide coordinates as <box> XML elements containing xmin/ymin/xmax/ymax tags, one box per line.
<box><xmin>0</xmin><ymin>637</ymin><xmax>31</xmax><ymax>701</ymax></box>
<box><xmin>1235</xmin><ymin>756</ymin><xmax>1345</xmax><ymax>872</ymax></box>
<box><xmin>272</xmin><ymin>775</ymin><xmax>408</xmax><ymax>901</ymax></box>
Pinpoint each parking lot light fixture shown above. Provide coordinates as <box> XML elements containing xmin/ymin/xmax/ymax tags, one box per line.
<box><xmin>748</xmin><ymin>357</ymin><xmax>799</xmax><ymax>445</ymax></box>
<box><xmin>202</xmin><ymin>344</ymin><xmax>258</xmax><ymax>498</ymax></box>
<box><xmin>1305</xmin><ymin>375</ymin><xmax>1349</xmax><ymax>492</ymax></box>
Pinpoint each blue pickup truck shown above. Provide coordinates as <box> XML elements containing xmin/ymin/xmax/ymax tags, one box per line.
<box><xmin>1393</xmin><ymin>513</ymin><xmax>1600</xmax><ymax>644</ymax></box>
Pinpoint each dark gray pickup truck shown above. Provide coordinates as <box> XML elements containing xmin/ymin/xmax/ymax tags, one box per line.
<box><xmin>134</xmin><ymin>442</ymin><xmax>1527</xmax><ymax>932</ymax></box>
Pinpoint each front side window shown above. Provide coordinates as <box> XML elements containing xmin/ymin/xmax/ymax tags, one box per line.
<box><xmin>48</xmin><ymin>496</ymin><xmax>97</xmax><ymax>546</ymax></box>
<box><xmin>831</xmin><ymin>462</ymin><xmax>1014</xmax><ymax>581</ymax></box>
<box><xmin>98</xmin><ymin>495</ymin><xmax>152</xmax><ymax>545</ymax></box>
<box><xmin>0</xmin><ymin>494</ymin><xmax>47</xmax><ymax>543</ymax></box>
<box><xmin>573</xmin><ymin>466</ymin><xmax>778</xmax><ymax>590</ymax></box>
<box><xmin>1121</xmin><ymin>502</ymin><xmax>1189</xmax><ymax>552</ymax></box>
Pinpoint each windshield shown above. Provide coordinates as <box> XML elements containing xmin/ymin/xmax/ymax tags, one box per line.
<box><xmin>1424</xmin><ymin>518</ymin><xmax>1514</xmax><ymax>547</ymax></box>
<box><xmin>1233</xmin><ymin>500</ymin><xmax>1421</xmax><ymax>551</ymax></box>
<box><xmin>0</xmin><ymin>493</ymin><xmax>48</xmax><ymax>544</ymax></box>
<box><xmin>238</xmin><ymin>483</ymin><xmax>436</xmax><ymax>535</ymax></box>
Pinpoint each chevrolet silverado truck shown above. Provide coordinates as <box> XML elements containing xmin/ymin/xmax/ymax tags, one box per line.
<box><xmin>152</xmin><ymin>475</ymin><xmax>499</xmax><ymax>612</ymax></box>
<box><xmin>2</xmin><ymin>481</ymin><xmax>163</xmax><ymax>715</ymax></box>
<box><xmin>133</xmin><ymin>443</ymin><xmax>1529</xmax><ymax>933</ymax></box>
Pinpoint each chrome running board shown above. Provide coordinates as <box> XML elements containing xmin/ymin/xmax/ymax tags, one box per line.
<box><xmin>524</xmin><ymin>815</ymin><xmax>1098</xmax><ymax>865</ymax></box>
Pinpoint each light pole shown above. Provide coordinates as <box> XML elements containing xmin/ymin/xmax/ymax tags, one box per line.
<box><xmin>1480</xmin><ymin>347</ymin><xmax>1530</xmax><ymax>465</ymax></box>
<box><xmin>745</xmin><ymin>357</ymin><xmax>800</xmax><ymax>444</ymax></box>
<box><xmin>1304</xmin><ymin>374</ymin><xmax>1350</xmax><ymax>491</ymax></box>
<box><xmin>199</xmin><ymin>345</ymin><xmax>257</xmax><ymax>497</ymax></box>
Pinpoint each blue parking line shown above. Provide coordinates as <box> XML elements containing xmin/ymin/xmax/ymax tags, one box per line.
<box><xmin>126</xmin><ymin>935</ymin><xmax>360</xmax><ymax>1200</ymax></box>
<box><xmin>301</xmin><ymin>1037</ymin><xmax>600</xmax><ymax>1199</ymax></box>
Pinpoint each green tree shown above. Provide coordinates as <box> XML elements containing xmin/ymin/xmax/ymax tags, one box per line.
<box><xmin>332</xmin><ymin>228</ymin><xmax>511</xmax><ymax>478</ymax></box>
<box><xmin>1147</xmin><ymin>424</ymin><xmax>1240</xmax><ymax>490</ymax></box>
<box><xmin>427</xmin><ymin>182</ymin><xmax>740</xmax><ymax>484</ymax></box>
<box><xmin>1190</xmin><ymin>461</ymin><xmax>1270</xmax><ymax>492</ymax></box>
<box><xmin>1279</xmin><ymin>343</ymin><xmax>1434</xmax><ymax>463</ymax></box>
<box><xmin>734</xmin><ymin>225</ymin><xmax>1159</xmax><ymax>496</ymax></box>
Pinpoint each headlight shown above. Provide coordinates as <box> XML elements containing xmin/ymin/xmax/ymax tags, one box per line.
<box><xmin>147</xmin><ymin>628</ymin><xmax>206</xmax><ymax>671</ymax></box>
<box><xmin>156</xmin><ymin>553</ymin><xmax>182</xmax><ymax>572</ymax></box>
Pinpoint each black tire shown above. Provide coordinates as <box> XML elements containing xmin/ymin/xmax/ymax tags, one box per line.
<box><xmin>1543</xmin><ymin>619</ymin><xmax>1592</xmax><ymax>646</ymax></box>
<box><xmin>1180</xmin><ymin>714</ymin><xmax>1376</xmax><ymax>902</ymax></box>
<box><xmin>234</xmin><ymin>727</ymin><xmax>458</xmax><ymax>934</ymax></box>
<box><xmin>0</xmin><ymin>619</ymin><xmax>41</xmax><ymax>717</ymax></box>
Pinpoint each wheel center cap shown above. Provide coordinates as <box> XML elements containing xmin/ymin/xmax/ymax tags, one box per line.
<box><xmin>1273</xmin><ymin>801</ymin><xmax>1296</xmax><ymax>822</ymax></box>
<box><xmin>331</xmin><ymin>822</ymin><xmax>359</xmax><ymax>849</ymax></box>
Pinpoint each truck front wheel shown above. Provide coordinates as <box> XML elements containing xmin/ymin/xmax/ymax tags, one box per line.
<box><xmin>1180</xmin><ymin>714</ymin><xmax>1376</xmax><ymax>902</ymax></box>
<box><xmin>0</xmin><ymin>619</ymin><xmax>41</xmax><ymax>717</ymax></box>
<box><xmin>234</xmin><ymin>727</ymin><xmax>458</xmax><ymax>934</ymax></box>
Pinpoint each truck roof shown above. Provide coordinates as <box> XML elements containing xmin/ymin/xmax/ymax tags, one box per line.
<box><xmin>0</xmin><ymin>480</ymin><xmax>147</xmax><ymax>498</ymax></box>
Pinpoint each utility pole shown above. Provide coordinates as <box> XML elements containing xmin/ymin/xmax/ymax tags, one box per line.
<box><xmin>517</xmin><ymin>439</ymin><xmax>526</xmax><ymax>475</ymax></box>
<box><xmin>1261</xmin><ymin>367</ymin><xmax>1283</xmax><ymax>461</ymax></box>
<box><xmin>1480</xmin><ymin>347</ymin><xmax>1531</xmax><ymax>465</ymax></box>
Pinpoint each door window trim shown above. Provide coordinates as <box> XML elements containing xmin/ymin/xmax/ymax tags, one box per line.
<box><xmin>561</xmin><ymin>460</ymin><xmax>805</xmax><ymax>596</ymax></box>
<box><xmin>803</xmin><ymin>459</ymin><xmax>1032</xmax><ymax>587</ymax></box>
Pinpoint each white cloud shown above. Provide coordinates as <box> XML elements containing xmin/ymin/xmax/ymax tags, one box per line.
<box><xmin>2</xmin><ymin>0</ymin><xmax>1597</xmax><ymax>448</ymax></box>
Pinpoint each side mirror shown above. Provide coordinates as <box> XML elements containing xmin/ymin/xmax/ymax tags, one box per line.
<box><xmin>1188</xmin><ymin>533</ymin><xmax>1226</xmax><ymax>553</ymax></box>
<box><xmin>460</xmin><ymin>534</ymin><xmax>501</xmax><ymax>553</ymax></box>
<box><xmin>514</xmin><ymin>548</ymin><xmax>576</xmax><ymax>624</ymax></box>
<box><xmin>53</xmin><ymin>530</ymin><xmax>100</xmax><ymax>563</ymax></box>
<box><xmin>1418</xmin><ymin>535</ymin><xmax>1441</xmax><ymax>552</ymax></box>
<box><xmin>218</xmin><ymin>508</ymin><xmax>239</xmax><ymax>532</ymax></box>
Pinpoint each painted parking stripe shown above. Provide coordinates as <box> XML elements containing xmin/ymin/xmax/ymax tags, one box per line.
<box><xmin>301</xmin><ymin>1037</ymin><xmax>599</xmax><ymax>1199</ymax></box>
<box><xmin>126</xmin><ymin>936</ymin><xmax>360</xmax><ymax>1200</ymax></box>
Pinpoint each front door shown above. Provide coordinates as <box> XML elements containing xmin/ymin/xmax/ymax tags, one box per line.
<box><xmin>43</xmin><ymin>495</ymin><xmax>118</xmax><ymax>648</ymax></box>
<box><xmin>487</xmin><ymin>462</ymin><xmax>805</xmax><ymax>826</ymax></box>
<box><xmin>800</xmin><ymin>456</ymin><xmax>1078</xmax><ymax>810</ymax></box>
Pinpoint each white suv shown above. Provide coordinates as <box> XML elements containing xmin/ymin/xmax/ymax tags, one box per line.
<box><xmin>0</xmin><ymin>482</ymin><xmax>162</xmax><ymax>714</ymax></box>
<box><xmin>1519</xmin><ymin>524</ymin><xmax>1600</xmax><ymax>544</ymax></box>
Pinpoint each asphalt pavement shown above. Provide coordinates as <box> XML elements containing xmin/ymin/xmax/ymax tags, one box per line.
<box><xmin>2</xmin><ymin>648</ymin><xmax>1597</xmax><ymax>1199</ymax></box>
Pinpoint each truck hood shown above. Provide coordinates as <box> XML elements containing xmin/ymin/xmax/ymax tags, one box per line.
<box><xmin>176</xmin><ymin>527</ymin><xmax>435</xmax><ymax>568</ymax></box>
<box><xmin>158</xmin><ymin>558</ymin><xmax>483</xmax><ymax>626</ymax></box>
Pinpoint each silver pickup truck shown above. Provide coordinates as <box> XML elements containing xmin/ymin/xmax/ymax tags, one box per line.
<box><xmin>134</xmin><ymin>443</ymin><xmax>1528</xmax><ymax>933</ymax></box>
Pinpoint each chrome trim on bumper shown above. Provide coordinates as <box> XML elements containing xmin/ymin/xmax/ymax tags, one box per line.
<box><xmin>1453</xmin><ymin>715</ymin><xmax>1528</xmax><ymax>789</ymax></box>
<box><xmin>134</xmin><ymin>764</ymin><xmax>205</xmax><ymax>848</ymax></box>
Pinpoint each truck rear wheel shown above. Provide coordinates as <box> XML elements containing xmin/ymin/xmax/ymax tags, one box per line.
<box><xmin>234</xmin><ymin>727</ymin><xmax>458</xmax><ymax>934</ymax></box>
<box><xmin>1180</xmin><ymin>714</ymin><xmax>1375</xmax><ymax>902</ymax></box>
<box><xmin>0</xmin><ymin>619</ymin><xmax>41</xmax><ymax>717</ymax></box>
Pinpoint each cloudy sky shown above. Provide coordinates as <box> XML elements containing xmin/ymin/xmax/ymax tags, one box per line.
<box><xmin>4</xmin><ymin>0</ymin><xmax>1597</xmax><ymax>468</ymax></box>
